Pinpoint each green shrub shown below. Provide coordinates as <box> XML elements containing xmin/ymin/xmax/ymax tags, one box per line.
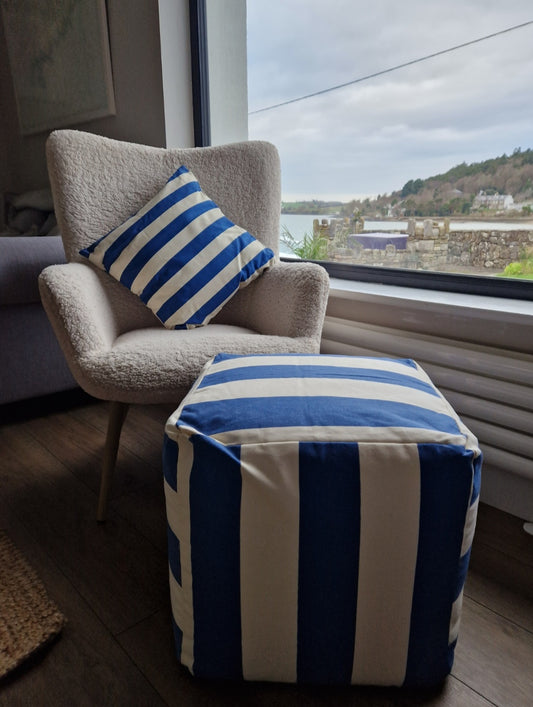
<box><xmin>280</xmin><ymin>226</ymin><xmax>329</xmax><ymax>260</ymax></box>
<box><xmin>502</xmin><ymin>262</ymin><xmax>524</xmax><ymax>277</ymax></box>
<box><xmin>501</xmin><ymin>247</ymin><xmax>533</xmax><ymax>279</ymax></box>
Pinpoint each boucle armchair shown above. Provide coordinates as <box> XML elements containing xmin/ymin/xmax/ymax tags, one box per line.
<box><xmin>39</xmin><ymin>130</ymin><xmax>330</xmax><ymax>521</ymax></box>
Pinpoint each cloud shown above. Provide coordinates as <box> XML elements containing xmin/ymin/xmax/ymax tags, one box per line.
<box><xmin>247</xmin><ymin>0</ymin><xmax>533</xmax><ymax>199</ymax></box>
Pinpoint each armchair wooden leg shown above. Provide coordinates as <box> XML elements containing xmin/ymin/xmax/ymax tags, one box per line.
<box><xmin>97</xmin><ymin>401</ymin><xmax>129</xmax><ymax>523</ymax></box>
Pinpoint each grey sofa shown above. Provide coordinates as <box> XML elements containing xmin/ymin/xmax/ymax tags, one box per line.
<box><xmin>0</xmin><ymin>235</ymin><xmax>77</xmax><ymax>404</ymax></box>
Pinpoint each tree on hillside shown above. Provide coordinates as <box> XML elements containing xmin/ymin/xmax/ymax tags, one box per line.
<box><xmin>401</xmin><ymin>178</ymin><xmax>424</xmax><ymax>197</ymax></box>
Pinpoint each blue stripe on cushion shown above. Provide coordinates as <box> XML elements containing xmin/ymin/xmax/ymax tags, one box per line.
<box><xmin>238</xmin><ymin>247</ymin><xmax>275</xmax><ymax>282</ymax></box>
<box><xmin>404</xmin><ymin>444</ymin><xmax>474</xmax><ymax>686</ymax></box>
<box><xmin>171</xmin><ymin>165</ymin><xmax>190</xmax><ymax>180</ymax></box>
<box><xmin>119</xmin><ymin>199</ymin><xmax>217</xmax><ymax>287</ymax></box>
<box><xmin>179</xmin><ymin>397</ymin><xmax>462</xmax><ymax>437</ymax></box>
<box><xmin>80</xmin><ymin>229</ymin><xmax>111</xmax><ymax>256</ymax></box>
<box><xmin>180</xmin><ymin>272</ymin><xmax>246</xmax><ymax>329</ymax></box>
<box><xmin>178</xmin><ymin>248</ymin><xmax>274</xmax><ymax>328</ymax></box>
<box><xmin>155</xmin><ymin>231</ymin><xmax>259</xmax><ymax>323</ymax></box>
<box><xmin>297</xmin><ymin>442</ymin><xmax>360</xmax><ymax>684</ymax></box>
<box><xmin>162</xmin><ymin>435</ymin><xmax>178</xmax><ymax>491</ymax></box>
<box><xmin>199</xmin><ymin>365</ymin><xmax>439</xmax><ymax>397</ymax></box>
<box><xmin>167</xmin><ymin>523</ymin><xmax>181</xmax><ymax>585</ymax></box>
<box><xmin>103</xmin><ymin>181</ymin><xmax>204</xmax><ymax>270</ymax></box>
<box><xmin>139</xmin><ymin>216</ymin><xmax>236</xmax><ymax>302</ymax></box>
<box><xmin>189</xmin><ymin>436</ymin><xmax>243</xmax><ymax>679</ymax></box>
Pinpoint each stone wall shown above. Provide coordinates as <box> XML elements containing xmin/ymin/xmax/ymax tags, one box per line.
<box><xmin>315</xmin><ymin>217</ymin><xmax>533</xmax><ymax>271</ymax></box>
<box><xmin>448</xmin><ymin>230</ymin><xmax>533</xmax><ymax>270</ymax></box>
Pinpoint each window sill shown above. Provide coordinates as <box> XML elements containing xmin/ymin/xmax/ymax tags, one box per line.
<box><xmin>326</xmin><ymin>277</ymin><xmax>533</xmax><ymax>353</ymax></box>
<box><xmin>329</xmin><ymin>277</ymin><xmax>533</xmax><ymax>319</ymax></box>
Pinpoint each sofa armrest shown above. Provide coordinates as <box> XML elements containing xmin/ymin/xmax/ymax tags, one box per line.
<box><xmin>213</xmin><ymin>261</ymin><xmax>330</xmax><ymax>341</ymax></box>
<box><xmin>0</xmin><ymin>235</ymin><xmax>66</xmax><ymax>306</ymax></box>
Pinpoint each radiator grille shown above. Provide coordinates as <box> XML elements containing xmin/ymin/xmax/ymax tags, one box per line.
<box><xmin>321</xmin><ymin>298</ymin><xmax>533</xmax><ymax>489</ymax></box>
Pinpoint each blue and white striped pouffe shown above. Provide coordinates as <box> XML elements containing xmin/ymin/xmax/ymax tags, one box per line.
<box><xmin>163</xmin><ymin>353</ymin><xmax>482</xmax><ymax>687</ymax></box>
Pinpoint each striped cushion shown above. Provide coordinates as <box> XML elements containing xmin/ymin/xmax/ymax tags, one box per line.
<box><xmin>80</xmin><ymin>166</ymin><xmax>275</xmax><ymax>329</ymax></box>
<box><xmin>163</xmin><ymin>354</ymin><xmax>482</xmax><ymax>686</ymax></box>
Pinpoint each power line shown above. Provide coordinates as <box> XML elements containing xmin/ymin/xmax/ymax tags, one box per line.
<box><xmin>248</xmin><ymin>20</ymin><xmax>533</xmax><ymax>115</ymax></box>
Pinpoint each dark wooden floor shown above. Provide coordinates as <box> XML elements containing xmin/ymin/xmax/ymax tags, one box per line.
<box><xmin>0</xmin><ymin>391</ymin><xmax>532</xmax><ymax>706</ymax></box>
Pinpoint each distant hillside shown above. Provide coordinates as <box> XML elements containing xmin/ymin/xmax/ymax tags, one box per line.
<box><xmin>378</xmin><ymin>147</ymin><xmax>533</xmax><ymax>218</ymax></box>
<box><xmin>283</xmin><ymin>148</ymin><xmax>533</xmax><ymax>218</ymax></box>
<box><xmin>281</xmin><ymin>199</ymin><xmax>343</xmax><ymax>215</ymax></box>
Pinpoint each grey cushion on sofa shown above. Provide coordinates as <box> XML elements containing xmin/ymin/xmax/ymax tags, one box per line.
<box><xmin>0</xmin><ymin>235</ymin><xmax>77</xmax><ymax>404</ymax></box>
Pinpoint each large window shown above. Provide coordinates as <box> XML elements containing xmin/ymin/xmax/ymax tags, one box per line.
<box><xmin>247</xmin><ymin>1</ymin><xmax>533</xmax><ymax>299</ymax></box>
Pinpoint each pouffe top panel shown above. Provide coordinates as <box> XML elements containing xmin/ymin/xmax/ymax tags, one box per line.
<box><xmin>166</xmin><ymin>353</ymin><xmax>479</xmax><ymax>453</ymax></box>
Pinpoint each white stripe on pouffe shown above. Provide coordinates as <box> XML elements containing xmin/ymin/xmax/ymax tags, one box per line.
<box><xmin>212</xmin><ymin>426</ymin><xmax>467</xmax><ymax>447</ymax></box>
<box><xmin>461</xmin><ymin>493</ymin><xmax>479</xmax><ymax>557</ymax></box>
<box><xmin>188</xmin><ymin>377</ymin><xmax>442</xmax><ymax>409</ymax></box>
<box><xmin>239</xmin><ymin>442</ymin><xmax>300</xmax><ymax>682</ymax></box>
<box><xmin>203</xmin><ymin>354</ymin><xmax>423</xmax><ymax>378</ymax></box>
<box><xmin>449</xmin><ymin>590</ymin><xmax>465</xmax><ymax>645</ymax></box>
<box><xmin>352</xmin><ymin>443</ymin><xmax>421</xmax><ymax>685</ymax></box>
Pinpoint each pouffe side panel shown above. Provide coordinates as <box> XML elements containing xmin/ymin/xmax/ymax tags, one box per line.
<box><xmin>404</xmin><ymin>443</ymin><xmax>481</xmax><ymax>687</ymax></box>
<box><xmin>448</xmin><ymin>452</ymin><xmax>482</xmax><ymax>649</ymax></box>
<box><xmin>165</xmin><ymin>436</ymin><xmax>479</xmax><ymax>686</ymax></box>
<box><xmin>165</xmin><ymin>431</ymin><xmax>244</xmax><ymax>679</ymax></box>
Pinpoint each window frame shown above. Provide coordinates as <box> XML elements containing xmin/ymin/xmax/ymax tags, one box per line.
<box><xmin>189</xmin><ymin>0</ymin><xmax>210</xmax><ymax>147</ymax></box>
<box><xmin>290</xmin><ymin>259</ymin><xmax>533</xmax><ymax>301</ymax></box>
<box><xmin>193</xmin><ymin>1</ymin><xmax>533</xmax><ymax>302</ymax></box>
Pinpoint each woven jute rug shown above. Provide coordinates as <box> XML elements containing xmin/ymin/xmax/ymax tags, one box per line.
<box><xmin>0</xmin><ymin>530</ymin><xmax>65</xmax><ymax>678</ymax></box>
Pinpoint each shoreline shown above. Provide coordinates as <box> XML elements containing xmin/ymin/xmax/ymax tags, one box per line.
<box><xmin>281</xmin><ymin>211</ymin><xmax>533</xmax><ymax>226</ymax></box>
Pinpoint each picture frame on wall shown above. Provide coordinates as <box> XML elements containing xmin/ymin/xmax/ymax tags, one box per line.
<box><xmin>1</xmin><ymin>0</ymin><xmax>115</xmax><ymax>135</ymax></box>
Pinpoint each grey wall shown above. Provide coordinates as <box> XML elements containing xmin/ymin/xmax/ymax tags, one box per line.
<box><xmin>0</xmin><ymin>0</ymin><xmax>194</xmax><ymax>196</ymax></box>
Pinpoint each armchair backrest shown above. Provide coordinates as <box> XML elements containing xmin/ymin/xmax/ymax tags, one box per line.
<box><xmin>46</xmin><ymin>130</ymin><xmax>282</xmax><ymax>264</ymax></box>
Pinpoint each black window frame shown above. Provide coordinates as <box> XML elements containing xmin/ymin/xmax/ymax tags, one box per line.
<box><xmin>191</xmin><ymin>1</ymin><xmax>533</xmax><ymax>302</ymax></box>
<box><xmin>290</xmin><ymin>260</ymin><xmax>533</xmax><ymax>301</ymax></box>
<box><xmin>189</xmin><ymin>0</ymin><xmax>211</xmax><ymax>147</ymax></box>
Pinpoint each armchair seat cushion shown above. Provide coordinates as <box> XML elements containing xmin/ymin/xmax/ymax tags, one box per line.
<box><xmin>81</xmin><ymin>324</ymin><xmax>316</xmax><ymax>404</ymax></box>
<box><xmin>39</xmin><ymin>258</ymin><xmax>330</xmax><ymax>405</ymax></box>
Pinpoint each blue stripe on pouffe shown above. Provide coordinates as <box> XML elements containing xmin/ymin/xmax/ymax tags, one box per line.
<box><xmin>189</xmin><ymin>436</ymin><xmax>243</xmax><ymax>679</ymax></box>
<box><xmin>179</xmin><ymin>397</ymin><xmax>462</xmax><ymax>437</ymax></box>
<box><xmin>297</xmin><ymin>442</ymin><xmax>360</xmax><ymax>684</ymax></box>
<box><xmin>404</xmin><ymin>444</ymin><xmax>475</xmax><ymax>686</ymax></box>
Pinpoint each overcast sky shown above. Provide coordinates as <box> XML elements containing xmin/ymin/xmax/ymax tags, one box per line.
<box><xmin>246</xmin><ymin>1</ymin><xmax>533</xmax><ymax>202</ymax></box>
